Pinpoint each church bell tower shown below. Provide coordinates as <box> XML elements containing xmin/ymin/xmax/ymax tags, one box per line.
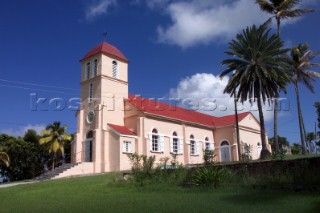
<box><xmin>73</xmin><ymin>42</ymin><xmax>129</xmax><ymax>172</ymax></box>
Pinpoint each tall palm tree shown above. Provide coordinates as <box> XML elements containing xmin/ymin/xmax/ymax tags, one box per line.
<box><xmin>0</xmin><ymin>151</ymin><xmax>10</xmax><ymax>167</ymax></box>
<box><xmin>220</xmin><ymin>25</ymin><xmax>290</xmax><ymax>159</ymax></box>
<box><xmin>289</xmin><ymin>43</ymin><xmax>320</xmax><ymax>154</ymax></box>
<box><xmin>39</xmin><ymin>122</ymin><xmax>71</xmax><ymax>170</ymax></box>
<box><xmin>256</xmin><ymin>0</ymin><xmax>315</xmax><ymax>152</ymax></box>
<box><xmin>234</xmin><ymin>93</ymin><xmax>241</xmax><ymax>160</ymax></box>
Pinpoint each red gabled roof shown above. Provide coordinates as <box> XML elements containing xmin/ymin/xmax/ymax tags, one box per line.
<box><xmin>81</xmin><ymin>42</ymin><xmax>128</xmax><ymax>63</ymax></box>
<box><xmin>127</xmin><ymin>95</ymin><xmax>251</xmax><ymax>128</ymax></box>
<box><xmin>108</xmin><ymin>123</ymin><xmax>136</xmax><ymax>136</ymax></box>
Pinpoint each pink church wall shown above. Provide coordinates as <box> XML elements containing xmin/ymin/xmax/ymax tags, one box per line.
<box><xmin>109</xmin><ymin>131</ymin><xmax>121</xmax><ymax>171</ymax></box>
<box><xmin>119</xmin><ymin>136</ymin><xmax>136</xmax><ymax>171</ymax></box>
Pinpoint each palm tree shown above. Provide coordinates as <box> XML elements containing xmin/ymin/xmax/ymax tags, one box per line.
<box><xmin>234</xmin><ymin>93</ymin><xmax>241</xmax><ymax>160</ymax></box>
<box><xmin>39</xmin><ymin>122</ymin><xmax>71</xmax><ymax>170</ymax></box>
<box><xmin>220</xmin><ymin>25</ymin><xmax>290</xmax><ymax>159</ymax></box>
<box><xmin>289</xmin><ymin>43</ymin><xmax>320</xmax><ymax>154</ymax></box>
<box><xmin>0</xmin><ymin>151</ymin><xmax>10</xmax><ymax>167</ymax></box>
<box><xmin>256</xmin><ymin>0</ymin><xmax>315</xmax><ymax>152</ymax></box>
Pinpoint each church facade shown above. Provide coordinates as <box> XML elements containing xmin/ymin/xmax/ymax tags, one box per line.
<box><xmin>69</xmin><ymin>42</ymin><xmax>269</xmax><ymax>176</ymax></box>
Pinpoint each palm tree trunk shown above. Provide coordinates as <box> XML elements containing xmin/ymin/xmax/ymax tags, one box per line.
<box><xmin>257</xmin><ymin>95</ymin><xmax>271</xmax><ymax>160</ymax></box>
<box><xmin>51</xmin><ymin>153</ymin><xmax>56</xmax><ymax>172</ymax></box>
<box><xmin>294</xmin><ymin>81</ymin><xmax>306</xmax><ymax>154</ymax></box>
<box><xmin>302</xmin><ymin>118</ymin><xmax>309</xmax><ymax>153</ymax></box>
<box><xmin>273</xmin><ymin>17</ymin><xmax>281</xmax><ymax>153</ymax></box>
<box><xmin>234</xmin><ymin>93</ymin><xmax>241</xmax><ymax>160</ymax></box>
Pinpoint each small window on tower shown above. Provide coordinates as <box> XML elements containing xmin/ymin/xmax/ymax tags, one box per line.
<box><xmin>93</xmin><ymin>59</ymin><xmax>98</xmax><ymax>77</ymax></box>
<box><xmin>112</xmin><ymin>60</ymin><xmax>118</xmax><ymax>78</ymax></box>
<box><xmin>86</xmin><ymin>62</ymin><xmax>91</xmax><ymax>80</ymax></box>
<box><xmin>89</xmin><ymin>83</ymin><xmax>93</xmax><ymax>103</ymax></box>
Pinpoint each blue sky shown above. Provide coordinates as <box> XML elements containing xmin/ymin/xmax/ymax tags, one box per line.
<box><xmin>0</xmin><ymin>0</ymin><xmax>319</xmax><ymax>144</ymax></box>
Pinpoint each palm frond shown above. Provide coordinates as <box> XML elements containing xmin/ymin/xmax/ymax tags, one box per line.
<box><xmin>281</xmin><ymin>8</ymin><xmax>316</xmax><ymax>18</ymax></box>
<box><xmin>306</xmin><ymin>70</ymin><xmax>320</xmax><ymax>78</ymax></box>
<box><xmin>256</xmin><ymin>0</ymin><xmax>275</xmax><ymax>13</ymax></box>
<box><xmin>0</xmin><ymin>152</ymin><xmax>10</xmax><ymax>167</ymax></box>
<box><xmin>39</xmin><ymin>136</ymin><xmax>53</xmax><ymax>145</ymax></box>
<box><xmin>279</xmin><ymin>0</ymin><xmax>300</xmax><ymax>10</ymax></box>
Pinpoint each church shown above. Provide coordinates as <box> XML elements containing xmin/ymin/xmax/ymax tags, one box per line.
<box><xmin>66</xmin><ymin>42</ymin><xmax>269</xmax><ymax>177</ymax></box>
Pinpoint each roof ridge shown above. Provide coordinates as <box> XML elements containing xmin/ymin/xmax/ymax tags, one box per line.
<box><xmin>127</xmin><ymin>94</ymin><xmax>251</xmax><ymax>127</ymax></box>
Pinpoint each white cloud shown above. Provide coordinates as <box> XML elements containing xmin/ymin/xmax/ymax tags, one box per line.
<box><xmin>169</xmin><ymin>73</ymin><xmax>274</xmax><ymax>121</ymax></box>
<box><xmin>85</xmin><ymin>0</ymin><xmax>117</xmax><ymax>20</ymax></box>
<box><xmin>152</xmin><ymin>0</ymin><xmax>316</xmax><ymax>48</ymax></box>
<box><xmin>0</xmin><ymin>124</ymin><xmax>46</xmax><ymax>137</ymax></box>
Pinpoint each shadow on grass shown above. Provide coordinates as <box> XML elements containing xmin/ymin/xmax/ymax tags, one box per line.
<box><xmin>222</xmin><ymin>188</ymin><xmax>281</xmax><ymax>205</ymax></box>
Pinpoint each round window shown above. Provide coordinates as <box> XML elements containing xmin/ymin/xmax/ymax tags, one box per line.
<box><xmin>87</xmin><ymin>111</ymin><xmax>95</xmax><ymax>123</ymax></box>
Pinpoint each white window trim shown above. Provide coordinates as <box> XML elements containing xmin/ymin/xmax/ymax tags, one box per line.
<box><xmin>204</xmin><ymin>140</ymin><xmax>214</xmax><ymax>151</ymax></box>
<box><xmin>170</xmin><ymin>135</ymin><xmax>183</xmax><ymax>155</ymax></box>
<box><xmin>190</xmin><ymin>140</ymin><xmax>200</xmax><ymax>156</ymax></box>
<box><xmin>122</xmin><ymin>141</ymin><xmax>132</xmax><ymax>153</ymax></box>
<box><xmin>148</xmin><ymin>131</ymin><xmax>164</xmax><ymax>153</ymax></box>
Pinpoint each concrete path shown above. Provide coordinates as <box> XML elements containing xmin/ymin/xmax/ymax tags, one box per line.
<box><xmin>0</xmin><ymin>181</ymin><xmax>39</xmax><ymax>189</ymax></box>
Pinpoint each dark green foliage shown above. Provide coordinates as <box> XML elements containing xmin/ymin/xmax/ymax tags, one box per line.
<box><xmin>291</xmin><ymin>143</ymin><xmax>302</xmax><ymax>155</ymax></box>
<box><xmin>192</xmin><ymin>166</ymin><xmax>228</xmax><ymax>188</ymax></box>
<box><xmin>127</xmin><ymin>153</ymin><xmax>188</xmax><ymax>187</ymax></box>
<box><xmin>127</xmin><ymin>153</ymin><xmax>156</xmax><ymax>185</ymax></box>
<box><xmin>315</xmin><ymin>102</ymin><xmax>320</xmax><ymax>129</ymax></box>
<box><xmin>220</xmin><ymin>24</ymin><xmax>290</xmax><ymax>160</ymax></box>
<box><xmin>0</xmin><ymin>136</ymin><xmax>44</xmax><ymax>180</ymax></box>
<box><xmin>269</xmin><ymin>136</ymin><xmax>290</xmax><ymax>151</ymax></box>
<box><xmin>203</xmin><ymin>149</ymin><xmax>215</xmax><ymax>165</ymax></box>
<box><xmin>23</xmin><ymin>129</ymin><xmax>40</xmax><ymax>144</ymax></box>
<box><xmin>240</xmin><ymin>144</ymin><xmax>252</xmax><ymax>162</ymax></box>
<box><xmin>271</xmin><ymin>148</ymin><xmax>287</xmax><ymax>160</ymax></box>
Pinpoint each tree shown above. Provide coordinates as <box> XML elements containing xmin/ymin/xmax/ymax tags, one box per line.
<box><xmin>234</xmin><ymin>93</ymin><xmax>241</xmax><ymax>160</ymax></box>
<box><xmin>289</xmin><ymin>44</ymin><xmax>320</xmax><ymax>154</ymax></box>
<box><xmin>220</xmin><ymin>25</ymin><xmax>290</xmax><ymax>159</ymax></box>
<box><xmin>315</xmin><ymin>102</ymin><xmax>320</xmax><ymax>129</ymax></box>
<box><xmin>306</xmin><ymin>132</ymin><xmax>316</xmax><ymax>153</ymax></box>
<box><xmin>291</xmin><ymin>143</ymin><xmax>302</xmax><ymax>155</ymax></box>
<box><xmin>39</xmin><ymin>122</ymin><xmax>71</xmax><ymax>170</ymax></box>
<box><xmin>0</xmin><ymin>135</ymin><xmax>44</xmax><ymax>180</ymax></box>
<box><xmin>256</xmin><ymin>0</ymin><xmax>315</xmax><ymax>153</ymax></box>
<box><xmin>23</xmin><ymin>129</ymin><xmax>40</xmax><ymax>144</ymax></box>
<box><xmin>269</xmin><ymin>135</ymin><xmax>290</xmax><ymax>151</ymax></box>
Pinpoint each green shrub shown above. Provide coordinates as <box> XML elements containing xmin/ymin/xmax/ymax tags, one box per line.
<box><xmin>203</xmin><ymin>149</ymin><xmax>216</xmax><ymax>165</ymax></box>
<box><xmin>272</xmin><ymin>149</ymin><xmax>287</xmax><ymax>160</ymax></box>
<box><xmin>127</xmin><ymin>153</ymin><xmax>156</xmax><ymax>185</ymax></box>
<box><xmin>240</xmin><ymin>144</ymin><xmax>252</xmax><ymax>162</ymax></box>
<box><xmin>291</xmin><ymin>143</ymin><xmax>302</xmax><ymax>155</ymax></box>
<box><xmin>192</xmin><ymin>166</ymin><xmax>228</xmax><ymax>188</ymax></box>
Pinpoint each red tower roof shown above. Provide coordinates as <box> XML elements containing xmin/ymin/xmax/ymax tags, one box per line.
<box><xmin>81</xmin><ymin>42</ymin><xmax>128</xmax><ymax>63</ymax></box>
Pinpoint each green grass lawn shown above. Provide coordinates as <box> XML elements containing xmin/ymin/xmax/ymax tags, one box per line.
<box><xmin>285</xmin><ymin>154</ymin><xmax>320</xmax><ymax>160</ymax></box>
<box><xmin>0</xmin><ymin>174</ymin><xmax>319</xmax><ymax>213</ymax></box>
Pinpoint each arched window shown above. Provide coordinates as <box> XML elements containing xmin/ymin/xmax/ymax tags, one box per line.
<box><xmin>86</xmin><ymin>62</ymin><xmax>91</xmax><ymax>79</ymax></box>
<box><xmin>151</xmin><ymin>128</ymin><xmax>159</xmax><ymax>152</ymax></box>
<box><xmin>93</xmin><ymin>59</ymin><xmax>98</xmax><ymax>77</ymax></box>
<box><xmin>220</xmin><ymin>140</ymin><xmax>231</xmax><ymax>162</ymax></box>
<box><xmin>172</xmin><ymin>132</ymin><xmax>179</xmax><ymax>154</ymax></box>
<box><xmin>112</xmin><ymin>60</ymin><xmax>118</xmax><ymax>78</ymax></box>
<box><xmin>86</xmin><ymin>130</ymin><xmax>94</xmax><ymax>139</ymax></box>
<box><xmin>190</xmin><ymin>135</ymin><xmax>196</xmax><ymax>155</ymax></box>
<box><xmin>221</xmin><ymin>141</ymin><xmax>229</xmax><ymax>146</ymax></box>
<box><xmin>205</xmin><ymin>137</ymin><xmax>210</xmax><ymax>151</ymax></box>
